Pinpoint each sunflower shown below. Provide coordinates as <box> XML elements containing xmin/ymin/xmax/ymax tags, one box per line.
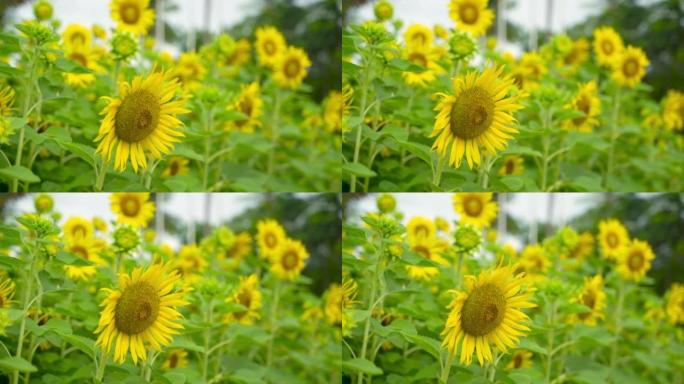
<box><xmin>255</xmin><ymin>26</ymin><xmax>286</xmax><ymax>68</ymax></box>
<box><xmin>406</xmin><ymin>236</ymin><xmax>449</xmax><ymax>280</ymax></box>
<box><xmin>225</xmin><ymin>274</ymin><xmax>262</xmax><ymax>325</ymax></box>
<box><xmin>64</xmin><ymin>237</ymin><xmax>104</xmax><ymax>280</ymax></box>
<box><xmin>448</xmin><ymin>0</ymin><xmax>494</xmax><ymax>37</ymax></box>
<box><xmin>95</xmin><ymin>262</ymin><xmax>188</xmax><ymax>364</ymax></box>
<box><xmin>519</xmin><ymin>52</ymin><xmax>547</xmax><ymax>81</ymax></box>
<box><xmin>256</xmin><ymin>219</ymin><xmax>287</xmax><ymax>259</ymax></box>
<box><xmin>174</xmin><ymin>52</ymin><xmax>206</xmax><ymax>88</ymax></box>
<box><xmin>160</xmin><ymin>157</ymin><xmax>189</xmax><ymax>177</ymax></box>
<box><xmin>509</xmin><ymin>63</ymin><xmax>536</xmax><ymax>91</ymax></box>
<box><xmin>110</xmin><ymin>0</ymin><xmax>155</xmax><ymax>36</ymax></box>
<box><xmin>64</xmin><ymin>46</ymin><xmax>102</xmax><ymax>88</ymax></box>
<box><xmin>563</xmin><ymin>81</ymin><xmax>601</xmax><ymax>132</ymax></box>
<box><xmin>403</xmin><ymin>24</ymin><xmax>433</xmax><ymax>49</ymax></box>
<box><xmin>505</xmin><ymin>350</ymin><xmax>533</xmax><ymax>370</ymax></box>
<box><xmin>571</xmin><ymin>275</ymin><xmax>606</xmax><ymax>326</ymax></box>
<box><xmin>498</xmin><ymin>155</ymin><xmax>524</xmax><ymax>176</ymax></box>
<box><xmin>402</xmin><ymin>45</ymin><xmax>442</xmax><ymax>88</ymax></box>
<box><xmin>272</xmin><ymin>46</ymin><xmax>311</xmax><ymax>89</ymax></box>
<box><xmin>561</xmin><ymin>38</ymin><xmax>589</xmax><ymax>68</ymax></box>
<box><xmin>223</xmin><ymin>232</ymin><xmax>252</xmax><ymax>263</ymax></box>
<box><xmin>323</xmin><ymin>283</ymin><xmax>344</xmax><ymax>325</ymax></box>
<box><xmin>177</xmin><ymin>244</ymin><xmax>207</xmax><ymax>275</ymax></box>
<box><xmin>666</xmin><ymin>283</ymin><xmax>684</xmax><ymax>325</ymax></box>
<box><xmin>435</xmin><ymin>217</ymin><xmax>450</xmax><ymax>233</ymax></box>
<box><xmin>565</xmin><ymin>232</ymin><xmax>594</xmax><ymax>261</ymax></box>
<box><xmin>374</xmin><ymin>0</ymin><xmax>394</xmax><ymax>22</ymax></box>
<box><xmin>598</xmin><ymin>219</ymin><xmax>629</xmax><ymax>260</ymax></box>
<box><xmin>64</xmin><ymin>216</ymin><xmax>94</xmax><ymax>241</ymax></box>
<box><xmin>161</xmin><ymin>349</ymin><xmax>188</xmax><ymax>370</ymax></box>
<box><xmin>62</xmin><ymin>23</ymin><xmax>92</xmax><ymax>49</ymax></box>
<box><xmin>520</xmin><ymin>244</ymin><xmax>550</xmax><ymax>276</ymax></box>
<box><xmin>611</xmin><ymin>46</ymin><xmax>649</xmax><ymax>88</ymax></box>
<box><xmin>95</xmin><ymin>69</ymin><xmax>189</xmax><ymax>172</ymax></box>
<box><xmin>453</xmin><ymin>193</ymin><xmax>497</xmax><ymax>228</ymax></box>
<box><xmin>441</xmin><ymin>265</ymin><xmax>535</xmax><ymax>366</ymax></box>
<box><xmin>616</xmin><ymin>239</ymin><xmax>655</xmax><ymax>282</ymax></box>
<box><xmin>406</xmin><ymin>216</ymin><xmax>436</xmax><ymax>241</ymax></box>
<box><xmin>323</xmin><ymin>90</ymin><xmax>343</xmax><ymax>133</ymax></box>
<box><xmin>0</xmin><ymin>85</ymin><xmax>15</xmax><ymax>116</ymax></box>
<box><xmin>593</xmin><ymin>26</ymin><xmax>624</xmax><ymax>67</ymax></box>
<box><xmin>431</xmin><ymin>66</ymin><xmax>523</xmax><ymax>169</ymax></box>
<box><xmin>110</xmin><ymin>193</ymin><xmax>155</xmax><ymax>227</ymax></box>
<box><xmin>662</xmin><ymin>90</ymin><xmax>684</xmax><ymax>131</ymax></box>
<box><xmin>226</xmin><ymin>82</ymin><xmax>263</xmax><ymax>133</ymax></box>
<box><xmin>270</xmin><ymin>238</ymin><xmax>309</xmax><ymax>281</ymax></box>
<box><xmin>0</xmin><ymin>278</ymin><xmax>15</xmax><ymax>308</ymax></box>
<box><xmin>225</xmin><ymin>38</ymin><xmax>251</xmax><ymax>67</ymax></box>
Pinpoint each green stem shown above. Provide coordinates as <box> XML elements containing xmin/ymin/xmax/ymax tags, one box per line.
<box><xmin>93</xmin><ymin>350</ymin><xmax>107</xmax><ymax>383</ymax></box>
<box><xmin>11</xmin><ymin>54</ymin><xmax>37</xmax><ymax>193</ymax></box>
<box><xmin>350</xmin><ymin>60</ymin><xmax>371</xmax><ymax>192</ymax></box>
<box><xmin>604</xmin><ymin>87</ymin><xmax>622</xmax><ymax>189</ymax></box>
<box><xmin>266</xmin><ymin>280</ymin><xmax>281</xmax><ymax>367</ymax></box>
<box><xmin>202</xmin><ymin>106</ymin><xmax>214</xmax><ymax>190</ymax></box>
<box><xmin>433</xmin><ymin>154</ymin><xmax>446</xmax><ymax>189</ymax></box>
<box><xmin>454</xmin><ymin>252</ymin><xmax>464</xmax><ymax>288</ymax></box>
<box><xmin>610</xmin><ymin>280</ymin><xmax>625</xmax><ymax>371</ymax></box>
<box><xmin>439</xmin><ymin>353</ymin><xmax>455</xmax><ymax>384</ymax></box>
<box><xmin>357</xmin><ymin>242</ymin><xmax>383</xmax><ymax>384</ymax></box>
<box><xmin>540</xmin><ymin>107</ymin><xmax>552</xmax><ymax>191</ymax></box>
<box><xmin>545</xmin><ymin>299</ymin><xmax>557</xmax><ymax>384</ymax></box>
<box><xmin>95</xmin><ymin>158</ymin><xmax>109</xmax><ymax>191</ymax></box>
<box><xmin>267</xmin><ymin>90</ymin><xmax>282</xmax><ymax>177</ymax></box>
<box><xmin>12</xmin><ymin>250</ymin><xmax>36</xmax><ymax>384</ymax></box>
<box><xmin>202</xmin><ymin>299</ymin><xmax>214</xmax><ymax>382</ymax></box>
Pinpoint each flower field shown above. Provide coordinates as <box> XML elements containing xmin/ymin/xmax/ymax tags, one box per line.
<box><xmin>0</xmin><ymin>193</ymin><xmax>342</xmax><ymax>383</ymax></box>
<box><xmin>342</xmin><ymin>0</ymin><xmax>684</xmax><ymax>192</ymax></box>
<box><xmin>341</xmin><ymin>193</ymin><xmax>684</xmax><ymax>383</ymax></box>
<box><xmin>0</xmin><ymin>0</ymin><xmax>341</xmax><ymax>192</ymax></box>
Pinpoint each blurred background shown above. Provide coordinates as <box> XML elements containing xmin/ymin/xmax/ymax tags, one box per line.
<box><xmin>0</xmin><ymin>193</ymin><xmax>342</xmax><ymax>294</ymax></box>
<box><xmin>343</xmin><ymin>0</ymin><xmax>684</xmax><ymax>99</ymax></box>
<box><xmin>343</xmin><ymin>193</ymin><xmax>684</xmax><ymax>294</ymax></box>
<box><xmin>0</xmin><ymin>0</ymin><xmax>341</xmax><ymax>101</ymax></box>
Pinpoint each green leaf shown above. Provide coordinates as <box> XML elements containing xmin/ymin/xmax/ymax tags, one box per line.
<box><xmin>0</xmin><ymin>357</ymin><xmax>37</xmax><ymax>373</ymax></box>
<box><xmin>54</xmin><ymin>57</ymin><xmax>93</xmax><ymax>74</ymax></box>
<box><xmin>0</xmin><ymin>166</ymin><xmax>40</xmax><ymax>183</ymax></box>
<box><xmin>60</xmin><ymin>142</ymin><xmax>95</xmax><ymax>168</ymax></box>
<box><xmin>397</xmin><ymin>141</ymin><xmax>432</xmax><ymax>165</ymax></box>
<box><xmin>342</xmin><ymin>358</ymin><xmax>383</xmax><ymax>376</ymax></box>
<box><xmin>0</xmin><ymin>255</ymin><xmax>23</xmax><ymax>269</ymax></box>
<box><xmin>342</xmin><ymin>162</ymin><xmax>376</xmax><ymax>178</ymax></box>
<box><xmin>163</xmin><ymin>372</ymin><xmax>187</xmax><ymax>384</ymax></box>
<box><xmin>0</xmin><ymin>62</ymin><xmax>20</xmax><ymax>77</ymax></box>
<box><xmin>499</xmin><ymin>176</ymin><xmax>524</xmax><ymax>191</ymax></box>
<box><xmin>54</xmin><ymin>251</ymin><xmax>92</xmax><ymax>266</ymax></box>
<box><xmin>403</xmin><ymin>334</ymin><xmax>441</xmax><ymax>359</ymax></box>
<box><xmin>61</xmin><ymin>334</ymin><xmax>96</xmax><ymax>360</ymax></box>
<box><xmin>518</xmin><ymin>339</ymin><xmax>548</xmax><ymax>355</ymax></box>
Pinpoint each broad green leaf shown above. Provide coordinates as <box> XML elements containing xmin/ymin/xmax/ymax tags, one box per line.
<box><xmin>342</xmin><ymin>162</ymin><xmax>376</xmax><ymax>178</ymax></box>
<box><xmin>0</xmin><ymin>166</ymin><xmax>40</xmax><ymax>183</ymax></box>
<box><xmin>342</xmin><ymin>358</ymin><xmax>383</xmax><ymax>376</ymax></box>
<box><xmin>60</xmin><ymin>142</ymin><xmax>95</xmax><ymax>168</ymax></box>
<box><xmin>60</xmin><ymin>334</ymin><xmax>96</xmax><ymax>360</ymax></box>
<box><xmin>0</xmin><ymin>357</ymin><xmax>37</xmax><ymax>373</ymax></box>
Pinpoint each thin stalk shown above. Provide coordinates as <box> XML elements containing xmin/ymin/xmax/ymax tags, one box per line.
<box><xmin>454</xmin><ymin>252</ymin><xmax>464</xmax><ymax>288</ymax></box>
<box><xmin>95</xmin><ymin>158</ymin><xmax>109</xmax><ymax>191</ymax></box>
<box><xmin>202</xmin><ymin>106</ymin><xmax>214</xmax><ymax>190</ymax></box>
<box><xmin>93</xmin><ymin>350</ymin><xmax>107</xmax><ymax>383</ymax></box>
<box><xmin>439</xmin><ymin>353</ymin><xmax>455</xmax><ymax>384</ymax></box>
<box><xmin>12</xmin><ymin>250</ymin><xmax>36</xmax><ymax>384</ymax></box>
<box><xmin>604</xmin><ymin>87</ymin><xmax>622</xmax><ymax>188</ymax></box>
<box><xmin>399</xmin><ymin>93</ymin><xmax>415</xmax><ymax>166</ymax></box>
<box><xmin>350</xmin><ymin>59</ymin><xmax>371</xmax><ymax>192</ymax></box>
<box><xmin>356</xmin><ymin>242</ymin><xmax>383</xmax><ymax>384</ymax></box>
<box><xmin>610</xmin><ymin>280</ymin><xmax>625</xmax><ymax>371</ymax></box>
<box><xmin>11</xmin><ymin>54</ymin><xmax>37</xmax><ymax>193</ymax></box>
<box><xmin>540</xmin><ymin>108</ymin><xmax>552</xmax><ymax>191</ymax></box>
<box><xmin>202</xmin><ymin>299</ymin><xmax>214</xmax><ymax>382</ymax></box>
<box><xmin>267</xmin><ymin>90</ymin><xmax>282</xmax><ymax>177</ymax></box>
<box><xmin>266</xmin><ymin>280</ymin><xmax>281</xmax><ymax>367</ymax></box>
<box><xmin>545</xmin><ymin>299</ymin><xmax>557</xmax><ymax>384</ymax></box>
<box><xmin>432</xmin><ymin>154</ymin><xmax>446</xmax><ymax>188</ymax></box>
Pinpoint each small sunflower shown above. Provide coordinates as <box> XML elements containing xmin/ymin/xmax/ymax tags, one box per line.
<box><xmin>402</xmin><ymin>45</ymin><xmax>442</xmax><ymax>88</ymax></box>
<box><xmin>62</xmin><ymin>23</ymin><xmax>92</xmax><ymax>49</ymax></box>
<box><xmin>498</xmin><ymin>155</ymin><xmax>524</xmax><ymax>176</ymax></box>
<box><xmin>565</xmin><ymin>232</ymin><xmax>594</xmax><ymax>261</ymax></box>
<box><xmin>255</xmin><ymin>26</ymin><xmax>286</xmax><ymax>68</ymax></box>
<box><xmin>406</xmin><ymin>216</ymin><xmax>436</xmax><ymax>241</ymax></box>
<box><xmin>593</xmin><ymin>26</ymin><xmax>624</xmax><ymax>67</ymax></box>
<box><xmin>448</xmin><ymin>0</ymin><xmax>494</xmax><ymax>37</ymax></box>
<box><xmin>64</xmin><ymin>237</ymin><xmax>104</xmax><ymax>280</ymax></box>
<box><xmin>374</xmin><ymin>0</ymin><xmax>394</xmax><ymax>22</ymax></box>
<box><xmin>571</xmin><ymin>275</ymin><xmax>606</xmax><ymax>326</ymax></box>
<box><xmin>272</xmin><ymin>46</ymin><xmax>311</xmax><ymax>89</ymax></box>
<box><xmin>505</xmin><ymin>350</ymin><xmax>533</xmax><ymax>370</ymax></box>
<box><xmin>270</xmin><ymin>238</ymin><xmax>309</xmax><ymax>281</ymax></box>
<box><xmin>520</xmin><ymin>244</ymin><xmax>550</xmax><ymax>275</ymax></box>
<box><xmin>323</xmin><ymin>90</ymin><xmax>343</xmax><ymax>133</ymax></box>
<box><xmin>611</xmin><ymin>45</ymin><xmax>649</xmax><ymax>88</ymax></box>
<box><xmin>95</xmin><ymin>69</ymin><xmax>189</xmax><ymax>172</ymax></box>
<box><xmin>403</xmin><ymin>24</ymin><xmax>433</xmax><ymax>49</ymax></box>
<box><xmin>225</xmin><ymin>38</ymin><xmax>251</xmax><ymax>67</ymax></box>
<box><xmin>161</xmin><ymin>349</ymin><xmax>188</xmax><ymax>370</ymax></box>
<box><xmin>616</xmin><ymin>239</ymin><xmax>655</xmax><ymax>282</ymax></box>
<box><xmin>561</xmin><ymin>38</ymin><xmax>589</xmax><ymax>68</ymax></box>
<box><xmin>226</xmin><ymin>82</ymin><xmax>263</xmax><ymax>133</ymax></box>
<box><xmin>225</xmin><ymin>274</ymin><xmax>262</xmax><ymax>325</ymax></box>
<box><xmin>431</xmin><ymin>66</ymin><xmax>523</xmax><ymax>169</ymax></box>
<box><xmin>662</xmin><ymin>90</ymin><xmax>684</xmax><ymax>131</ymax></box>
<box><xmin>256</xmin><ymin>219</ymin><xmax>287</xmax><ymax>259</ymax></box>
<box><xmin>64</xmin><ymin>216</ymin><xmax>94</xmax><ymax>241</ymax></box>
<box><xmin>666</xmin><ymin>283</ymin><xmax>684</xmax><ymax>325</ymax></box>
<box><xmin>519</xmin><ymin>52</ymin><xmax>547</xmax><ymax>81</ymax></box>
<box><xmin>323</xmin><ymin>282</ymin><xmax>346</xmax><ymax>325</ymax></box>
<box><xmin>64</xmin><ymin>46</ymin><xmax>102</xmax><ymax>88</ymax></box>
<box><xmin>223</xmin><ymin>232</ymin><xmax>252</xmax><ymax>263</ymax></box>
<box><xmin>177</xmin><ymin>244</ymin><xmax>207</xmax><ymax>275</ymax></box>
<box><xmin>0</xmin><ymin>278</ymin><xmax>15</xmax><ymax>308</ymax></box>
<box><xmin>110</xmin><ymin>193</ymin><xmax>155</xmax><ymax>227</ymax></box>
<box><xmin>174</xmin><ymin>52</ymin><xmax>206</xmax><ymax>88</ymax></box>
<box><xmin>161</xmin><ymin>157</ymin><xmax>189</xmax><ymax>177</ymax></box>
<box><xmin>563</xmin><ymin>81</ymin><xmax>601</xmax><ymax>132</ymax></box>
<box><xmin>406</xmin><ymin>236</ymin><xmax>449</xmax><ymax>280</ymax></box>
<box><xmin>95</xmin><ymin>262</ymin><xmax>188</xmax><ymax>364</ymax></box>
<box><xmin>441</xmin><ymin>265</ymin><xmax>536</xmax><ymax>366</ymax></box>
<box><xmin>0</xmin><ymin>85</ymin><xmax>15</xmax><ymax>116</ymax></box>
<box><xmin>110</xmin><ymin>0</ymin><xmax>155</xmax><ymax>36</ymax></box>
<box><xmin>598</xmin><ymin>219</ymin><xmax>629</xmax><ymax>260</ymax></box>
<box><xmin>453</xmin><ymin>193</ymin><xmax>497</xmax><ymax>228</ymax></box>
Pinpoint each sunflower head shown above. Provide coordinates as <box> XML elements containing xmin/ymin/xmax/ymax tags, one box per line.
<box><xmin>498</xmin><ymin>155</ymin><xmax>524</xmax><ymax>176</ymax></box>
<box><xmin>598</xmin><ymin>219</ymin><xmax>629</xmax><ymax>260</ymax></box>
<box><xmin>448</xmin><ymin>0</ymin><xmax>495</xmax><ymax>37</ymax></box>
<box><xmin>110</xmin><ymin>193</ymin><xmax>155</xmax><ymax>227</ymax></box>
<box><xmin>272</xmin><ymin>46</ymin><xmax>312</xmax><ymax>89</ymax></box>
<box><xmin>453</xmin><ymin>193</ymin><xmax>497</xmax><ymax>228</ymax></box>
<box><xmin>64</xmin><ymin>216</ymin><xmax>94</xmax><ymax>241</ymax></box>
<box><xmin>226</xmin><ymin>82</ymin><xmax>263</xmax><ymax>133</ymax></box>
<box><xmin>662</xmin><ymin>90</ymin><xmax>684</xmax><ymax>131</ymax></box>
<box><xmin>161</xmin><ymin>157</ymin><xmax>190</xmax><ymax>177</ymax></box>
<box><xmin>111</xmin><ymin>31</ymin><xmax>138</xmax><ymax>61</ymax></box>
<box><xmin>113</xmin><ymin>225</ymin><xmax>141</xmax><ymax>252</ymax></box>
<box><xmin>404</xmin><ymin>24</ymin><xmax>433</xmax><ymax>49</ymax></box>
<box><xmin>374</xmin><ymin>0</ymin><xmax>394</xmax><ymax>21</ymax></box>
<box><xmin>563</xmin><ymin>80</ymin><xmax>601</xmax><ymax>132</ymax></box>
<box><xmin>256</xmin><ymin>219</ymin><xmax>287</xmax><ymax>259</ymax></box>
<box><xmin>34</xmin><ymin>193</ymin><xmax>54</xmax><ymax>213</ymax></box>
<box><xmin>64</xmin><ymin>237</ymin><xmax>103</xmax><ymax>280</ymax></box>
<box><xmin>406</xmin><ymin>236</ymin><xmax>449</xmax><ymax>280</ymax></box>
<box><xmin>406</xmin><ymin>216</ymin><xmax>436</xmax><ymax>242</ymax></box>
<box><xmin>110</xmin><ymin>0</ymin><xmax>155</xmax><ymax>36</ymax></box>
<box><xmin>611</xmin><ymin>45</ymin><xmax>649</xmax><ymax>88</ymax></box>
<box><xmin>506</xmin><ymin>350</ymin><xmax>533</xmax><ymax>370</ymax></box>
<box><xmin>402</xmin><ymin>45</ymin><xmax>440</xmax><ymax>88</ymax></box>
<box><xmin>270</xmin><ymin>238</ymin><xmax>310</xmax><ymax>281</ymax></box>
<box><xmin>572</xmin><ymin>275</ymin><xmax>606</xmax><ymax>326</ymax></box>
<box><xmin>62</xmin><ymin>23</ymin><xmax>92</xmax><ymax>49</ymax></box>
<box><xmin>225</xmin><ymin>274</ymin><xmax>262</xmax><ymax>324</ymax></box>
<box><xmin>161</xmin><ymin>349</ymin><xmax>188</xmax><ymax>370</ymax></box>
<box><xmin>255</xmin><ymin>26</ymin><xmax>286</xmax><ymax>68</ymax></box>
<box><xmin>376</xmin><ymin>193</ymin><xmax>397</xmax><ymax>213</ymax></box>
<box><xmin>616</xmin><ymin>239</ymin><xmax>655</xmax><ymax>282</ymax></box>
<box><xmin>593</xmin><ymin>26</ymin><xmax>624</xmax><ymax>66</ymax></box>
<box><xmin>666</xmin><ymin>283</ymin><xmax>684</xmax><ymax>325</ymax></box>
<box><xmin>33</xmin><ymin>0</ymin><xmax>53</xmax><ymax>21</ymax></box>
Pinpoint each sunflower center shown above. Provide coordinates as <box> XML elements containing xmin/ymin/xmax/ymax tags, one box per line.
<box><xmin>505</xmin><ymin>159</ymin><xmax>515</xmax><ymax>174</ymax></box>
<box><xmin>461</xmin><ymin>283</ymin><xmax>506</xmax><ymax>336</ymax></box>
<box><xmin>413</xmin><ymin>245</ymin><xmax>431</xmax><ymax>259</ymax></box>
<box><xmin>601</xmin><ymin>40</ymin><xmax>614</xmax><ymax>55</ymax></box>
<box><xmin>115</xmin><ymin>90</ymin><xmax>160</xmax><ymax>143</ymax></box>
<box><xmin>464</xmin><ymin>197</ymin><xmax>483</xmax><ymax>216</ymax></box>
<box><xmin>120</xmin><ymin>4</ymin><xmax>141</xmax><ymax>24</ymax></box>
<box><xmin>284</xmin><ymin>58</ymin><xmax>301</xmax><ymax>78</ymax></box>
<box><xmin>513</xmin><ymin>354</ymin><xmax>523</xmax><ymax>368</ymax></box>
<box><xmin>72</xmin><ymin>225</ymin><xmax>88</xmax><ymax>238</ymax></box>
<box><xmin>169</xmin><ymin>160</ymin><xmax>179</xmax><ymax>175</ymax></box>
<box><xmin>120</xmin><ymin>197</ymin><xmax>141</xmax><ymax>217</ymax></box>
<box><xmin>572</xmin><ymin>95</ymin><xmax>590</xmax><ymax>125</ymax></box>
<box><xmin>408</xmin><ymin>52</ymin><xmax>428</xmax><ymax>68</ymax></box>
<box><xmin>239</xmin><ymin>99</ymin><xmax>254</xmax><ymax>117</ymax></box>
<box><xmin>628</xmin><ymin>250</ymin><xmax>645</xmax><ymax>271</ymax></box>
<box><xmin>71</xmin><ymin>245</ymin><xmax>89</xmax><ymax>260</ymax></box>
<box><xmin>282</xmin><ymin>251</ymin><xmax>299</xmax><ymax>270</ymax></box>
<box><xmin>414</xmin><ymin>225</ymin><xmax>429</xmax><ymax>238</ymax></box>
<box><xmin>169</xmin><ymin>353</ymin><xmax>178</xmax><ymax>368</ymax></box>
<box><xmin>622</xmin><ymin>58</ymin><xmax>639</xmax><ymax>77</ymax></box>
<box><xmin>71</xmin><ymin>33</ymin><xmax>86</xmax><ymax>46</ymax></box>
<box><xmin>450</xmin><ymin>86</ymin><xmax>495</xmax><ymax>139</ymax></box>
<box><xmin>412</xmin><ymin>33</ymin><xmax>426</xmax><ymax>45</ymax></box>
<box><xmin>459</xmin><ymin>4</ymin><xmax>479</xmax><ymax>24</ymax></box>
<box><xmin>582</xmin><ymin>291</ymin><xmax>596</xmax><ymax>309</ymax></box>
<box><xmin>69</xmin><ymin>52</ymin><xmax>88</xmax><ymax>67</ymax></box>
<box><xmin>606</xmin><ymin>233</ymin><xmax>618</xmax><ymax>248</ymax></box>
<box><xmin>264</xmin><ymin>40</ymin><xmax>276</xmax><ymax>55</ymax></box>
<box><xmin>115</xmin><ymin>282</ymin><xmax>160</xmax><ymax>334</ymax></box>
<box><xmin>264</xmin><ymin>233</ymin><xmax>277</xmax><ymax>248</ymax></box>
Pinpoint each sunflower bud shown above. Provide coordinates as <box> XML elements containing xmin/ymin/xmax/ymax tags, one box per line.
<box><xmin>110</xmin><ymin>31</ymin><xmax>138</xmax><ymax>61</ymax></box>
<box><xmin>448</xmin><ymin>30</ymin><xmax>477</xmax><ymax>62</ymax></box>
<box><xmin>33</xmin><ymin>0</ymin><xmax>53</xmax><ymax>21</ymax></box>
<box><xmin>113</xmin><ymin>225</ymin><xmax>140</xmax><ymax>253</ymax></box>
<box><xmin>376</xmin><ymin>193</ymin><xmax>396</xmax><ymax>213</ymax></box>
<box><xmin>17</xmin><ymin>213</ymin><xmax>57</xmax><ymax>239</ymax></box>
<box><xmin>374</xmin><ymin>0</ymin><xmax>394</xmax><ymax>22</ymax></box>
<box><xmin>214</xmin><ymin>226</ymin><xmax>235</xmax><ymax>249</ymax></box>
<box><xmin>16</xmin><ymin>20</ymin><xmax>57</xmax><ymax>46</ymax></box>
<box><xmin>33</xmin><ymin>194</ymin><xmax>54</xmax><ymax>214</ymax></box>
<box><xmin>454</xmin><ymin>224</ymin><xmax>481</xmax><ymax>254</ymax></box>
